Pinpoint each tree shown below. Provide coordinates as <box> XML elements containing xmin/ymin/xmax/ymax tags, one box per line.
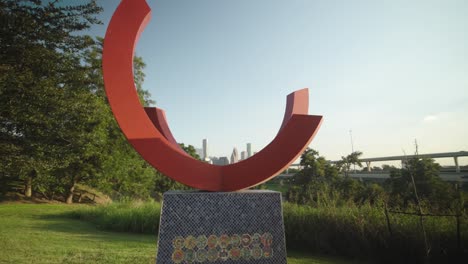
<box><xmin>80</xmin><ymin>38</ymin><xmax>158</xmax><ymax>201</ymax></box>
<box><xmin>53</xmin><ymin>90</ymin><xmax>109</xmax><ymax>204</ymax></box>
<box><xmin>295</xmin><ymin>148</ymin><xmax>327</xmax><ymax>184</ymax></box>
<box><xmin>287</xmin><ymin>149</ymin><xmax>385</xmax><ymax>206</ymax></box>
<box><xmin>287</xmin><ymin>149</ymin><xmax>340</xmax><ymax>205</ymax></box>
<box><xmin>133</xmin><ymin>56</ymin><xmax>155</xmax><ymax>106</ymax></box>
<box><xmin>296</xmin><ymin>148</ymin><xmax>328</xmax><ymax>181</ymax></box>
<box><xmin>386</xmin><ymin>158</ymin><xmax>457</xmax><ymax>210</ymax></box>
<box><xmin>0</xmin><ymin>1</ymin><xmax>169</xmax><ymax>203</ymax></box>
<box><xmin>336</xmin><ymin>151</ymin><xmax>363</xmax><ymax>177</ymax></box>
<box><xmin>382</xmin><ymin>164</ymin><xmax>396</xmax><ymax>171</ymax></box>
<box><xmin>179</xmin><ymin>143</ymin><xmax>201</xmax><ymax>160</ymax></box>
<box><xmin>0</xmin><ymin>0</ymin><xmax>103</xmax><ymax>199</ymax></box>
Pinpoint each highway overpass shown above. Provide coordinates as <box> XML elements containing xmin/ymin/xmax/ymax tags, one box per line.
<box><xmin>328</xmin><ymin>151</ymin><xmax>468</xmax><ymax>173</ymax></box>
<box><xmin>276</xmin><ymin>172</ymin><xmax>468</xmax><ymax>183</ymax></box>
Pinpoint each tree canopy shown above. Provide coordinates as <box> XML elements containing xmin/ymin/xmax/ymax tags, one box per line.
<box><xmin>336</xmin><ymin>151</ymin><xmax>363</xmax><ymax>177</ymax></box>
<box><xmin>0</xmin><ymin>0</ymin><xmax>193</xmax><ymax>203</ymax></box>
<box><xmin>1</xmin><ymin>0</ymin><xmax>105</xmax><ymax>201</ymax></box>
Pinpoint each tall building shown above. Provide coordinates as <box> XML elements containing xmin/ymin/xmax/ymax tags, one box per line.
<box><xmin>247</xmin><ymin>143</ymin><xmax>252</xmax><ymax>157</ymax></box>
<box><xmin>210</xmin><ymin>156</ymin><xmax>219</xmax><ymax>165</ymax></box>
<box><xmin>218</xmin><ymin>157</ymin><xmax>230</xmax><ymax>166</ymax></box>
<box><xmin>202</xmin><ymin>139</ymin><xmax>208</xmax><ymax>160</ymax></box>
<box><xmin>230</xmin><ymin>147</ymin><xmax>239</xmax><ymax>164</ymax></box>
<box><xmin>212</xmin><ymin>156</ymin><xmax>229</xmax><ymax>166</ymax></box>
<box><xmin>241</xmin><ymin>151</ymin><xmax>247</xmax><ymax>160</ymax></box>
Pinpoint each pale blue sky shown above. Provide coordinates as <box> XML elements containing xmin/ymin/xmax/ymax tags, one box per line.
<box><xmin>92</xmin><ymin>0</ymin><xmax>468</xmax><ymax>164</ymax></box>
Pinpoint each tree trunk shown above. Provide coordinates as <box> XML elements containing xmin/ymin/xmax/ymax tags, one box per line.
<box><xmin>77</xmin><ymin>192</ymin><xmax>83</xmax><ymax>203</ymax></box>
<box><xmin>24</xmin><ymin>170</ymin><xmax>36</xmax><ymax>198</ymax></box>
<box><xmin>24</xmin><ymin>177</ymin><xmax>32</xmax><ymax>197</ymax></box>
<box><xmin>65</xmin><ymin>179</ymin><xmax>77</xmax><ymax>204</ymax></box>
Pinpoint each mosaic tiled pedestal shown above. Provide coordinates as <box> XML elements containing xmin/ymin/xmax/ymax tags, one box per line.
<box><xmin>156</xmin><ymin>190</ymin><xmax>287</xmax><ymax>264</ymax></box>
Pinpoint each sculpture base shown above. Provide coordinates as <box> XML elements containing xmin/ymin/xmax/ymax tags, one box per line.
<box><xmin>156</xmin><ymin>190</ymin><xmax>287</xmax><ymax>263</ymax></box>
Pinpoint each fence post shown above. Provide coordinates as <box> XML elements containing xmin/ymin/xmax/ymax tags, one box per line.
<box><xmin>456</xmin><ymin>214</ymin><xmax>461</xmax><ymax>251</ymax></box>
<box><xmin>384</xmin><ymin>203</ymin><xmax>393</xmax><ymax>237</ymax></box>
<box><xmin>408</xmin><ymin>157</ymin><xmax>430</xmax><ymax>262</ymax></box>
<box><xmin>455</xmin><ymin>183</ymin><xmax>462</xmax><ymax>252</ymax></box>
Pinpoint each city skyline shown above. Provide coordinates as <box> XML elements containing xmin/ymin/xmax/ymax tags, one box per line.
<box><xmin>195</xmin><ymin>139</ymin><xmax>259</xmax><ymax>165</ymax></box>
<box><xmin>194</xmin><ymin>137</ymin><xmax>466</xmax><ymax>167</ymax></box>
<box><xmin>92</xmin><ymin>1</ymin><xmax>468</xmax><ymax>166</ymax></box>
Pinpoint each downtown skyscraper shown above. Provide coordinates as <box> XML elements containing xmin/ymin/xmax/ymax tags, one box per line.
<box><xmin>230</xmin><ymin>147</ymin><xmax>239</xmax><ymax>164</ymax></box>
<box><xmin>247</xmin><ymin>143</ymin><xmax>252</xmax><ymax>158</ymax></box>
<box><xmin>202</xmin><ymin>139</ymin><xmax>208</xmax><ymax>161</ymax></box>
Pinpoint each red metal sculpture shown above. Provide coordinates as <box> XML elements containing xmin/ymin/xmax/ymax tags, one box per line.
<box><xmin>102</xmin><ymin>0</ymin><xmax>323</xmax><ymax>191</ymax></box>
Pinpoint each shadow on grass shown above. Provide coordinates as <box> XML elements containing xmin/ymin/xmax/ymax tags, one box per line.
<box><xmin>36</xmin><ymin>213</ymin><xmax>157</xmax><ymax>244</ymax></box>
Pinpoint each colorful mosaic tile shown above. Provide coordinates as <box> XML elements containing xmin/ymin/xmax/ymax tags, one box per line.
<box><xmin>171</xmin><ymin>249</ymin><xmax>184</xmax><ymax>263</ymax></box>
<box><xmin>263</xmin><ymin>246</ymin><xmax>273</xmax><ymax>258</ymax></box>
<box><xmin>252</xmin><ymin>245</ymin><xmax>263</xmax><ymax>259</ymax></box>
<box><xmin>219</xmin><ymin>248</ymin><xmax>229</xmax><ymax>261</ymax></box>
<box><xmin>172</xmin><ymin>236</ymin><xmax>184</xmax><ymax>249</ymax></box>
<box><xmin>207</xmin><ymin>248</ymin><xmax>218</xmax><ymax>262</ymax></box>
<box><xmin>185</xmin><ymin>249</ymin><xmax>195</xmax><ymax>262</ymax></box>
<box><xmin>219</xmin><ymin>234</ymin><xmax>230</xmax><ymax>248</ymax></box>
<box><xmin>196</xmin><ymin>235</ymin><xmax>207</xmax><ymax>249</ymax></box>
<box><xmin>184</xmin><ymin>235</ymin><xmax>197</xmax><ymax>250</ymax></box>
<box><xmin>170</xmin><ymin>232</ymin><xmax>274</xmax><ymax>263</ymax></box>
<box><xmin>230</xmin><ymin>234</ymin><xmax>240</xmax><ymax>247</ymax></box>
<box><xmin>240</xmin><ymin>247</ymin><xmax>251</xmax><ymax>259</ymax></box>
<box><xmin>241</xmin><ymin>234</ymin><xmax>251</xmax><ymax>247</ymax></box>
<box><xmin>251</xmin><ymin>233</ymin><xmax>261</xmax><ymax>246</ymax></box>
<box><xmin>207</xmin><ymin>235</ymin><xmax>218</xmax><ymax>249</ymax></box>
<box><xmin>197</xmin><ymin>249</ymin><xmax>207</xmax><ymax>262</ymax></box>
<box><xmin>262</xmin><ymin>232</ymin><xmax>273</xmax><ymax>247</ymax></box>
<box><xmin>229</xmin><ymin>247</ymin><xmax>241</xmax><ymax>260</ymax></box>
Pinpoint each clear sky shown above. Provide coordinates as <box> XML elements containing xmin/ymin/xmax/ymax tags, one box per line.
<box><xmin>91</xmin><ymin>0</ymin><xmax>468</xmax><ymax>165</ymax></box>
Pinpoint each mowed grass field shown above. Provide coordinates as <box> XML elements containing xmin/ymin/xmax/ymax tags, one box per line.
<box><xmin>0</xmin><ymin>204</ymin><xmax>156</xmax><ymax>263</ymax></box>
<box><xmin>0</xmin><ymin>203</ymin><xmax>363</xmax><ymax>264</ymax></box>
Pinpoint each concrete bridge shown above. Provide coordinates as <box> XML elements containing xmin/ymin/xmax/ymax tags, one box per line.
<box><xmin>276</xmin><ymin>172</ymin><xmax>468</xmax><ymax>183</ymax></box>
<box><xmin>279</xmin><ymin>151</ymin><xmax>468</xmax><ymax>180</ymax></box>
<box><xmin>328</xmin><ymin>151</ymin><xmax>468</xmax><ymax>173</ymax></box>
<box><xmin>348</xmin><ymin>172</ymin><xmax>468</xmax><ymax>183</ymax></box>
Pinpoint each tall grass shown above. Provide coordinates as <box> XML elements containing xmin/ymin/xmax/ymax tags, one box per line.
<box><xmin>68</xmin><ymin>201</ymin><xmax>160</xmax><ymax>234</ymax></box>
<box><xmin>69</xmin><ymin>201</ymin><xmax>466</xmax><ymax>263</ymax></box>
<box><xmin>283</xmin><ymin>202</ymin><xmax>466</xmax><ymax>263</ymax></box>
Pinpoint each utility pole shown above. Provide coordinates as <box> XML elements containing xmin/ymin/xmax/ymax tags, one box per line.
<box><xmin>414</xmin><ymin>139</ymin><xmax>419</xmax><ymax>156</ymax></box>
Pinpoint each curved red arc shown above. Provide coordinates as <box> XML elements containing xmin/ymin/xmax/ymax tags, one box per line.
<box><xmin>279</xmin><ymin>88</ymin><xmax>309</xmax><ymax>132</ymax></box>
<box><xmin>102</xmin><ymin>0</ymin><xmax>323</xmax><ymax>191</ymax></box>
<box><xmin>144</xmin><ymin>89</ymin><xmax>310</xmax><ymax>158</ymax></box>
<box><xmin>144</xmin><ymin>107</ymin><xmax>189</xmax><ymax>156</ymax></box>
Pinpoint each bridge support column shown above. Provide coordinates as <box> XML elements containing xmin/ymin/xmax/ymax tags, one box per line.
<box><xmin>366</xmin><ymin>161</ymin><xmax>371</xmax><ymax>172</ymax></box>
<box><xmin>454</xmin><ymin>157</ymin><xmax>460</xmax><ymax>173</ymax></box>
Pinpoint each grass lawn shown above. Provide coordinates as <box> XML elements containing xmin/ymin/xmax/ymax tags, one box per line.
<box><xmin>0</xmin><ymin>203</ymin><xmax>363</xmax><ymax>264</ymax></box>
